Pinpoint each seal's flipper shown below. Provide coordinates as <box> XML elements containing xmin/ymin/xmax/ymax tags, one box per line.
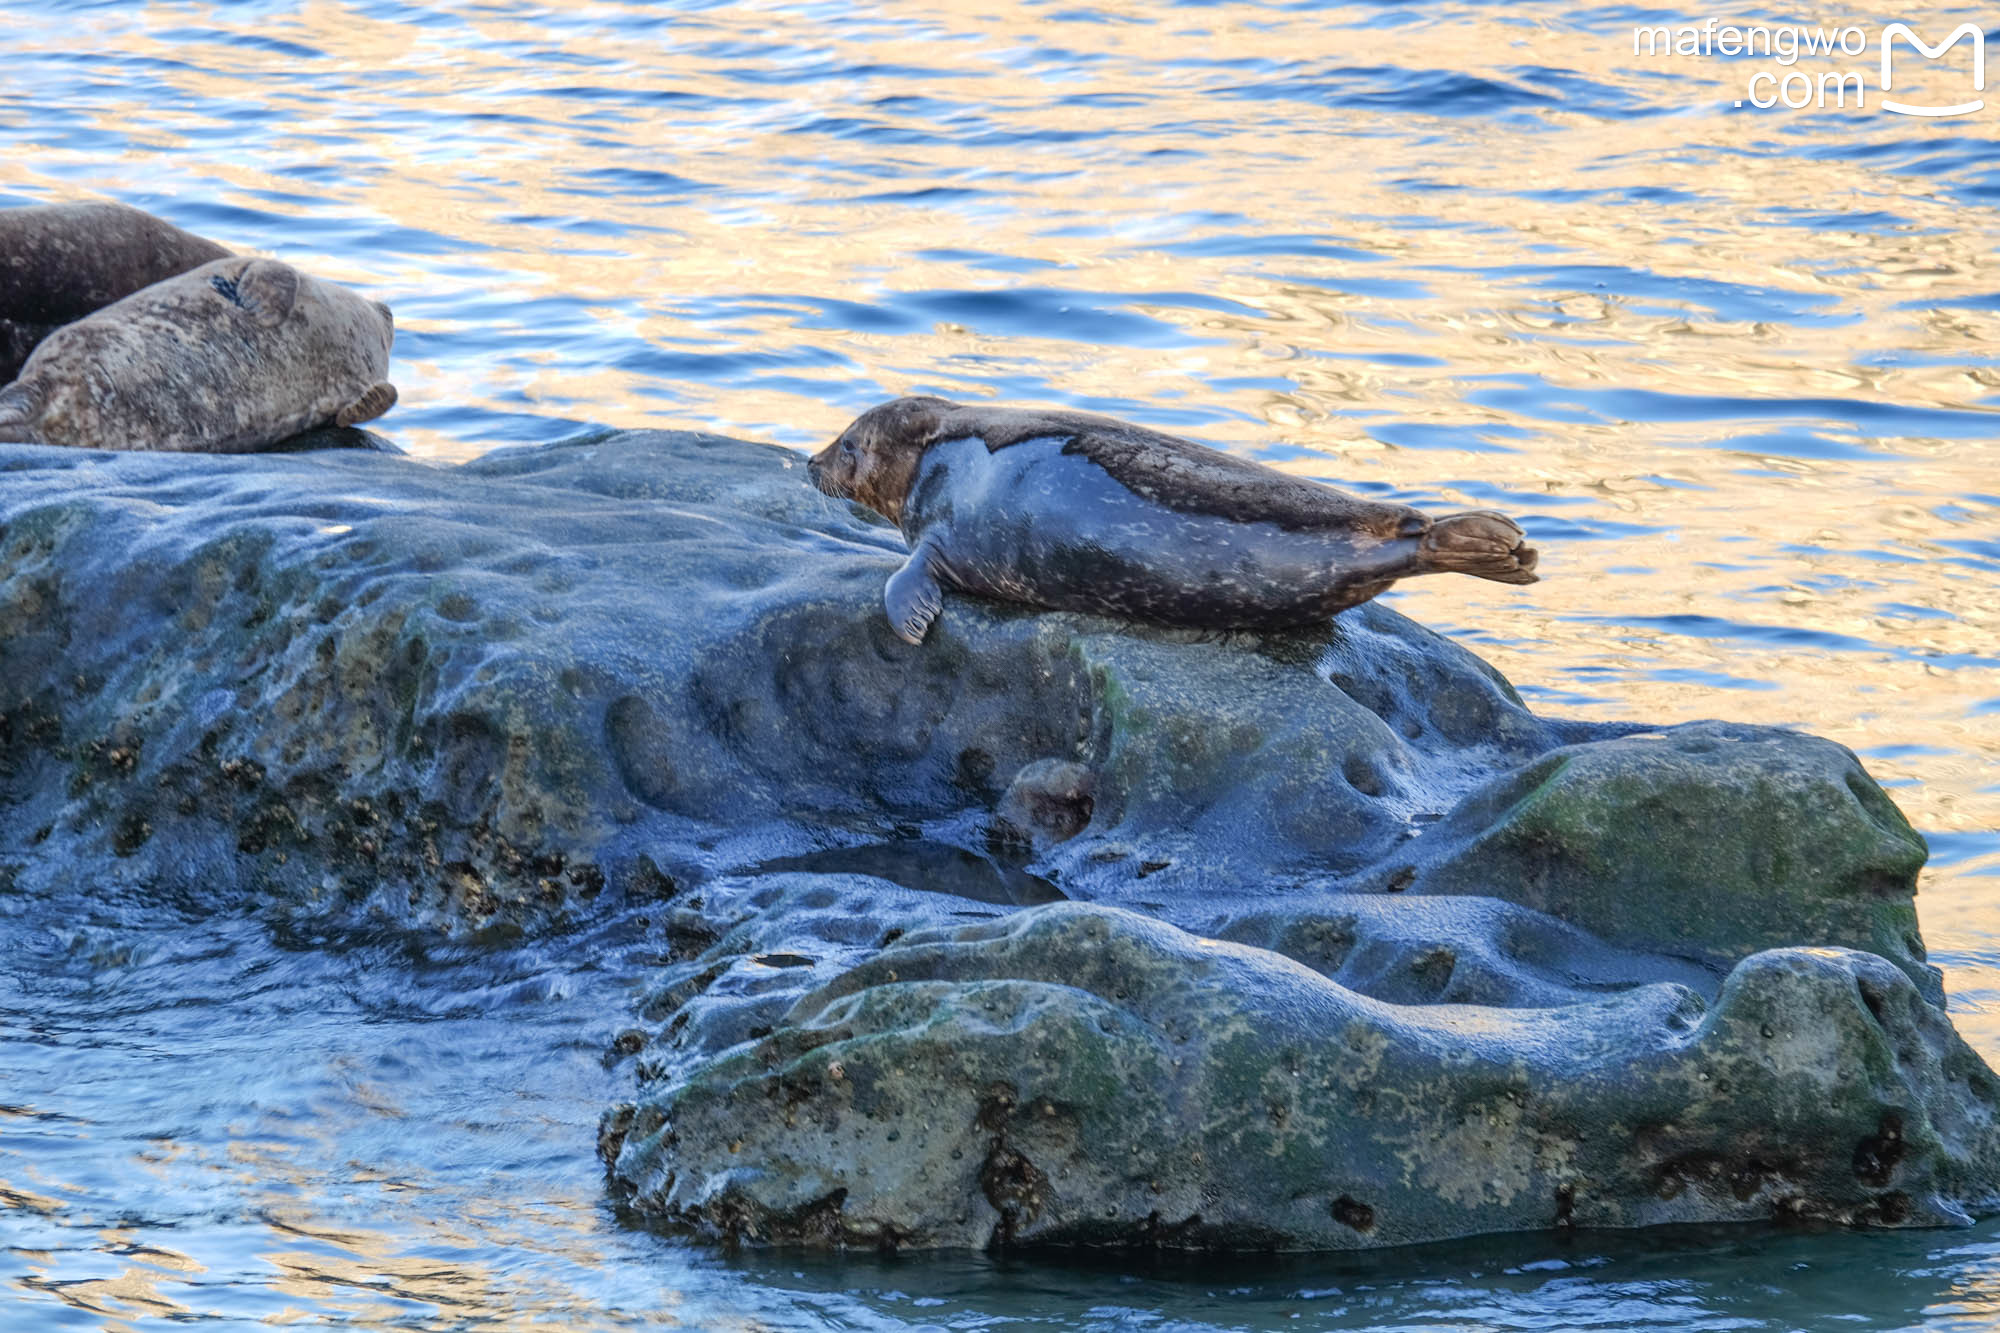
<box><xmin>1420</xmin><ymin>511</ymin><xmax>1539</xmax><ymax>585</ymax></box>
<box><xmin>0</xmin><ymin>381</ymin><xmax>43</xmax><ymax>441</ymax></box>
<box><xmin>335</xmin><ymin>381</ymin><xmax>397</xmax><ymax>428</ymax></box>
<box><xmin>232</xmin><ymin>260</ymin><xmax>301</xmax><ymax>328</ymax></box>
<box><xmin>884</xmin><ymin>543</ymin><xmax>946</xmax><ymax>645</ymax></box>
<box><xmin>1</xmin><ymin>319</ymin><xmax>61</xmax><ymax>384</ymax></box>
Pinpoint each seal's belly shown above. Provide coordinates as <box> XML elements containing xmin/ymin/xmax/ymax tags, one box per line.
<box><xmin>907</xmin><ymin>437</ymin><xmax>1397</xmax><ymax>627</ymax></box>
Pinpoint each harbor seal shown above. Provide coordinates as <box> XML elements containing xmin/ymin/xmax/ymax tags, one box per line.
<box><xmin>807</xmin><ymin>395</ymin><xmax>1539</xmax><ymax>644</ymax></box>
<box><xmin>0</xmin><ymin>256</ymin><xmax>396</xmax><ymax>453</ymax></box>
<box><xmin>1</xmin><ymin>201</ymin><xmax>231</xmax><ymax>381</ymax></box>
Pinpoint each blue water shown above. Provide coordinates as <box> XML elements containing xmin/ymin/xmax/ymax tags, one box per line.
<box><xmin>3</xmin><ymin>0</ymin><xmax>1999</xmax><ymax>1326</ymax></box>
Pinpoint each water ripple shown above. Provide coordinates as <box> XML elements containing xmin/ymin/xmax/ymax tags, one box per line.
<box><xmin>3</xmin><ymin>0</ymin><xmax>1999</xmax><ymax>1326</ymax></box>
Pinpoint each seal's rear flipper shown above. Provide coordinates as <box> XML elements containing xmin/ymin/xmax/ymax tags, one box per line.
<box><xmin>335</xmin><ymin>381</ymin><xmax>397</xmax><ymax>428</ymax></box>
<box><xmin>1420</xmin><ymin>511</ymin><xmax>1539</xmax><ymax>585</ymax></box>
<box><xmin>0</xmin><ymin>381</ymin><xmax>43</xmax><ymax>442</ymax></box>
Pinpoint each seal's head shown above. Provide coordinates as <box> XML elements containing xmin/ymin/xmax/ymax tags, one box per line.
<box><xmin>807</xmin><ymin>395</ymin><xmax>951</xmax><ymax>525</ymax></box>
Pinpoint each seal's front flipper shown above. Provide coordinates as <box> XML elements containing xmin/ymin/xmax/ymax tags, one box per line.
<box><xmin>0</xmin><ymin>381</ymin><xmax>43</xmax><ymax>442</ymax></box>
<box><xmin>1420</xmin><ymin>510</ymin><xmax>1539</xmax><ymax>585</ymax></box>
<box><xmin>1</xmin><ymin>319</ymin><xmax>58</xmax><ymax>384</ymax></box>
<box><xmin>231</xmin><ymin>260</ymin><xmax>301</xmax><ymax>328</ymax></box>
<box><xmin>884</xmin><ymin>543</ymin><xmax>946</xmax><ymax>645</ymax></box>
<box><xmin>336</xmin><ymin>381</ymin><xmax>397</xmax><ymax>428</ymax></box>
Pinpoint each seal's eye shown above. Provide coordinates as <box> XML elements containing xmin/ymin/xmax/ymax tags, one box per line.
<box><xmin>841</xmin><ymin>439</ymin><xmax>857</xmax><ymax>458</ymax></box>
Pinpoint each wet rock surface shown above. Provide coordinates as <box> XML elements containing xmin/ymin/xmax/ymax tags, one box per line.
<box><xmin>0</xmin><ymin>429</ymin><xmax>1989</xmax><ymax>1254</ymax></box>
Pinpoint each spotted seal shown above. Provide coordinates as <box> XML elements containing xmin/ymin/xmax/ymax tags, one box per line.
<box><xmin>0</xmin><ymin>256</ymin><xmax>396</xmax><ymax>453</ymax></box>
<box><xmin>807</xmin><ymin>395</ymin><xmax>1539</xmax><ymax>644</ymax></box>
<box><xmin>1</xmin><ymin>201</ymin><xmax>232</xmax><ymax>381</ymax></box>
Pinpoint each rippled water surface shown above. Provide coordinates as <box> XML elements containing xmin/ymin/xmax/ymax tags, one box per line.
<box><xmin>3</xmin><ymin>0</ymin><xmax>1999</xmax><ymax>1327</ymax></box>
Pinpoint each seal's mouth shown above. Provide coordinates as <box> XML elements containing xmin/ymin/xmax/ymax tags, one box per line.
<box><xmin>805</xmin><ymin>456</ymin><xmax>850</xmax><ymax>500</ymax></box>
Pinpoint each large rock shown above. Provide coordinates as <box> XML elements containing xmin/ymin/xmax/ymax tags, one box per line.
<box><xmin>0</xmin><ymin>429</ymin><xmax>1985</xmax><ymax>1253</ymax></box>
<box><xmin>610</xmin><ymin>903</ymin><xmax>1998</xmax><ymax>1248</ymax></box>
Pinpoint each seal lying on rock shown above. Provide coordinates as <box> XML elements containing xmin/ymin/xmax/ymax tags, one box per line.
<box><xmin>808</xmin><ymin>395</ymin><xmax>1539</xmax><ymax>644</ymax></box>
<box><xmin>0</xmin><ymin>200</ymin><xmax>232</xmax><ymax>381</ymax></box>
<box><xmin>0</xmin><ymin>256</ymin><xmax>396</xmax><ymax>453</ymax></box>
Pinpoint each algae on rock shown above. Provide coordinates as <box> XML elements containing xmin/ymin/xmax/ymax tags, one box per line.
<box><xmin>0</xmin><ymin>429</ymin><xmax>1983</xmax><ymax>1253</ymax></box>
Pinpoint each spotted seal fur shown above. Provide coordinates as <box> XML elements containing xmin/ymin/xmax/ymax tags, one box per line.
<box><xmin>807</xmin><ymin>395</ymin><xmax>1538</xmax><ymax>644</ymax></box>
<box><xmin>0</xmin><ymin>256</ymin><xmax>396</xmax><ymax>453</ymax></box>
<box><xmin>0</xmin><ymin>201</ymin><xmax>232</xmax><ymax>381</ymax></box>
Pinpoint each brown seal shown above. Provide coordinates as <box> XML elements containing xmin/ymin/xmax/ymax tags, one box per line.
<box><xmin>0</xmin><ymin>201</ymin><xmax>232</xmax><ymax>381</ymax></box>
<box><xmin>807</xmin><ymin>395</ymin><xmax>1538</xmax><ymax>644</ymax></box>
<box><xmin>0</xmin><ymin>256</ymin><xmax>396</xmax><ymax>453</ymax></box>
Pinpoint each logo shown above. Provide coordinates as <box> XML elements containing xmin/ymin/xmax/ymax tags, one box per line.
<box><xmin>1631</xmin><ymin>19</ymin><xmax>1990</xmax><ymax>116</ymax></box>
<box><xmin>1880</xmin><ymin>22</ymin><xmax>1984</xmax><ymax>116</ymax></box>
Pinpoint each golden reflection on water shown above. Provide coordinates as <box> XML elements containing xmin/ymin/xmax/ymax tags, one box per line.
<box><xmin>2</xmin><ymin>1</ymin><xmax>1994</xmax><ymax>987</ymax></box>
<box><xmin>3</xmin><ymin>10</ymin><xmax>2000</xmax><ymax>1317</ymax></box>
<box><xmin>7</xmin><ymin>1105</ymin><xmax>707</xmax><ymax>1328</ymax></box>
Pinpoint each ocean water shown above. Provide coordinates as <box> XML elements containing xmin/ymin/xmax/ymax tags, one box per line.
<box><xmin>1</xmin><ymin>1</ymin><xmax>1997</xmax><ymax>1327</ymax></box>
